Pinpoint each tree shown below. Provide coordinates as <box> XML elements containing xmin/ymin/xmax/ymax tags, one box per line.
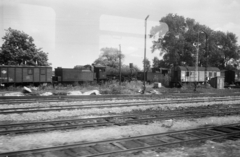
<box><xmin>151</xmin><ymin>13</ymin><xmax>206</xmax><ymax>67</ymax></box>
<box><xmin>143</xmin><ymin>58</ymin><xmax>151</xmax><ymax>72</ymax></box>
<box><xmin>93</xmin><ymin>47</ymin><xmax>125</xmax><ymax>75</ymax></box>
<box><xmin>152</xmin><ymin>57</ymin><xmax>170</xmax><ymax>68</ymax></box>
<box><xmin>209</xmin><ymin>31</ymin><xmax>240</xmax><ymax>69</ymax></box>
<box><xmin>94</xmin><ymin>47</ymin><xmax>124</xmax><ymax>68</ymax></box>
<box><xmin>94</xmin><ymin>47</ymin><xmax>140</xmax><ymax>79</ymax></box>
<box><xmin>0</xmin><ymin>28</ymin><xmax>50</xmax><ymax>66</ymax></box>
<box><xmin>121</xmin><ymin>64</ymin><xmax>140</xmax><ymax>77</ymax></box>
<box><xmin>152</xmin><ymin>57</ymin><xmax>160</xmax><ymax>68</ymax></box>
<box><xmin>150</xmin><ymin>13</ymin><xmax>240</xmax><ymax>70</ymax></box>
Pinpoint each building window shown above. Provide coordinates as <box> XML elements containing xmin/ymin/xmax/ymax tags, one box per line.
<box><xmin>40</xmin><ymin>69</ymin><xmax>46</xmax><ymax>75</ymax></box>
<box><xmin>28</xmin><ymin>69</ymin><xmax>33</xmax><ymax>75</ymax></box>
<box><xmin>214</xmin><ymin>72</ymin><xmax>217</xmax><ymax>77</ymax></box>
<box><xmin>186</xmin><ymin>72</ymin><xmax>189</xmax><ymax>76</ymax></box>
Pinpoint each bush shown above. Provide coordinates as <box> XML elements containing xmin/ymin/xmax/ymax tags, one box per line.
<box><xmin>100</xmin><ymin>83</ymin><xmax>121</xmax><ymax>94</ymax></box>
<box><xmin>99</xmin><ymin>80</ymin><xmax>143</xmax><ymax>94</ymax></box>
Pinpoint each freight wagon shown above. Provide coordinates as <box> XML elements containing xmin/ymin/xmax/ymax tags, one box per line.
<box><xmin>222</xmin><ymin>70</ymin><xmax>240</xmax><ymax>86</ymax></box>
<box><xmin>170</xmin><ymin>66</ymin><xmax>221</xmax><ymax>87</ymax></box>
<box><xmin>0</xmin><ymin>65</ymin><xmax>52</xmax><ymax>86</ymax></box>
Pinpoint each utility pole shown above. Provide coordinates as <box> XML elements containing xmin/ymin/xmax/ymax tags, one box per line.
<box><xmin>196</xmin><ymin>32</ymin><xmax>200</xmax><ymax>83</ymax></box>
<box><xmin>119</xmin><ymin>44</ymin><xmax>121</xmax><ymax>86</ymax></box>
<box><xmin>130</xmin><ymin>63</ymin><xmax>133</xmax><ymax>78</ymax></box>
<box><xmin>195</xmin><ymin>43</ymin><xmax>199</xmax><ymax>84</ymax></box>
<box><xmin>143</xmin><ymin>15</ymin><xmax>149</xmax><ymax>94</ymax></box>
<box><xmin>193</xmin><ymin>32</ymin><xmax>201</xmax><ymax>91</ymax></box>
<box><xmin>205</xmin><ymin>34</ymin><xmax>208</xmax><ymax>84</ymax></box>
<box><xmin>201</xmin><ymin>30</ymin><xmax>214</xmax><ymax>84</ymax></box>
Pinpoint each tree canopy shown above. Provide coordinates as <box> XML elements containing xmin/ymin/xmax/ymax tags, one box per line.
<box><xmin>0</xmin><ymin>28</ymin><xmax>50</xmax><ymax>66</ymax></box>
<box><xmin>151</xmin><ymin>13</ymin><xmax>240</xmax><ymax>70</ymax></box>
<box><xmin>94</xmin><ymin>47</ymin><xmax>124</xmax><ymax>69</ymax></box>
<box><xmin>93</xmin><ymin>47</ymin><xmax>140</xmax><ymax>76</ymax></box>
<box><xmin>152</xmin><ymin>56</ymin><xmax>169</xmax><ymax>68</ymax></box>
<box><xmin>143</xmin><ymin>58</ymin><xmax>151</xmax><ymax>72</ymax></box>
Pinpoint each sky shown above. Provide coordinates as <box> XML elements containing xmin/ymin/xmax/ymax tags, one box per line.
<box><xmin>0</xmin><ymin>0</ymin><xmax>240</xmax><ymax>69</ymax></box>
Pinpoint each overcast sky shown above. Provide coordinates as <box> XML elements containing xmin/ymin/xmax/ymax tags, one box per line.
<box><xmin>0</xmin><ymin>0</ymin><xmax>239</xmax><ymax>69</ymax></box>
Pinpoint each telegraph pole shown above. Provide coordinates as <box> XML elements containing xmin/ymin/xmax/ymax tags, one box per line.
<box><xmin>193</xmin><ymin>32</ymin><xmax>201</xmax><ymax>91</ymax></box>
<box><xmin>119</xmin><ymin>44</ymin><xmax>121</xmax><ymax>86</ymax></box>
<box><xmin>196</xmin><ymin>32</ymin><xmax>200</xmax><ymax>83</ymax></box>
<box><xmin>143</xmin><ymin>15</ymin><xmax>149</xmax><ymax>94</ymax></box>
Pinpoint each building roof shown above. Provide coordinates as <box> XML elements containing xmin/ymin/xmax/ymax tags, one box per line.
<box><xmin>178</xmin><ymin>66</ymin><xmax>220</xmax><ymax>71</ymax></box>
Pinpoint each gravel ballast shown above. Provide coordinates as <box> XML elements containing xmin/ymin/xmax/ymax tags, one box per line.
<box><xmin>1</xmin><ymin>99</ymin><xmax>240</xmax><ymax>123</ymax></box>
<box><xmin>1</xmin><ymin>116</ymin><xmax>240</xmax><ymax>153</ymax></box>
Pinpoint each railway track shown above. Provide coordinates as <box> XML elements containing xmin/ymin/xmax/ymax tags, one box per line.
<box><xmin>1</xmin><ymin>123</ymin><xmax>240</xmax><ymax>157</ymax></box>
<box><xmin>1</xmin><ymin>96</ymin><xmax>240</xmax><ymax>114</ymax></box>
<box><xmin>0</xmin><ymin>93</ymin><xmax>240</xmax><ymax>104</ymax></box>
<box><xmin>0</xmin><ymin>95</ymin><xmax>176</xmax><ymax>104</ymax></box>
<box><xmin>1</xmin><ymin>107</ymin><xmax>240</xmax><ymax>136</ymax></box>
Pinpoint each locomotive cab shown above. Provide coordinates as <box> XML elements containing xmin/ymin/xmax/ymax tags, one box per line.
<box><xmin>93</xmin><ymin>65</ymin><xmax>107</xmax><ymax>82</ymax></box>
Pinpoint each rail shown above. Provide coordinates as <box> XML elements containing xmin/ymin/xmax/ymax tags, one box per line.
<box><xmin>1</xmin><ymin>96</ymin><xmax>240</xmax><ymax>114</ymax></box>
<box><xmin>1</xmin><ymin>123</ymin><xmax>240</xmax><ymax>156</ymax></box>
<box><xmin>1</xmin><ymin>92</ymin><xmax>240</xmax><ymax>104</ymax></box>
<box><xmin>1</xmin><ymin>107</ymin><xmax>240</xmax><ymax>135</ymax></box>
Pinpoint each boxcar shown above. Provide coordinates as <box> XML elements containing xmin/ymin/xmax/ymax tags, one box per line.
<box><xmin>170</xmin><ymin>66</ymin><xmax>220</xmax><ymax>86</ymax></box>
<box><xmin>222</xmin><ymin>70</ymin><xmax>240</xmax><ymax>86</ymax></box>
<box><xmin>235</xmin><ymin>70</ymin><xmax>240</xmax><ymax>85</ymax></box>
<box><xmin>222</xmin><ymin>70</ymin><xmax>235</xmax><ymax>85</ymax></box>
<box><xmin>0</xmin><ymin>65</ymin><xmax>52</xmax><ymax>85</ymax></box>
